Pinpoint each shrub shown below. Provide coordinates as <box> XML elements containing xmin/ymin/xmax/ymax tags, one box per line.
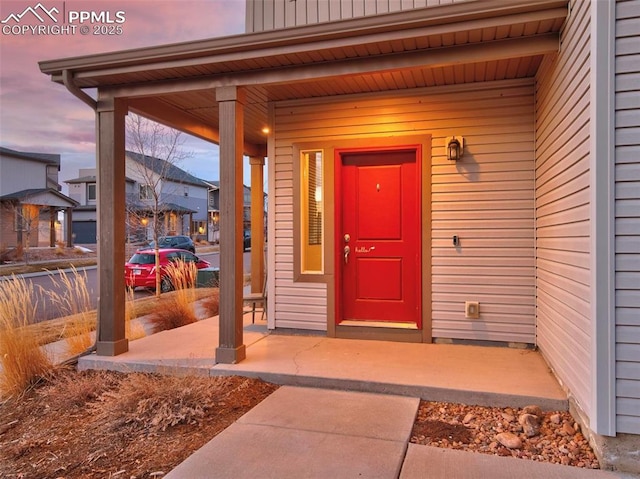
<box><xmin>39</xmin><ymin>368</ymin><xmax>123</xmax><ymax>410</ymax></box>
<box><xmin>97</xmin><ymin>373</ymin><xmax>234</xmax><ymax>433</ymax></box>
<box><xmin>0</xmin><ymin>275</ymin><xmax>53</xmax><ymax>397</ymax></box>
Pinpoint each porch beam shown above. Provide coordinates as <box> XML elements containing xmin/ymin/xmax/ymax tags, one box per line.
<box><xmin>43</xmin><ymin>2</ymin><xmax>566</xmax><ymax>81</ymax></box>
<box><xmin>215</xmin><ymin>86</ymin><xmax>246</xmax><ymax>364</ymax></box>
<box><xmin>128</xmin><ymin>97</ymin><xmax>265</xmax><ymax>158</ymax></box>
<box><xmin>95</xmin><ymin>95</ymin><xmax>128</xmax><ymax>357</ymax></box>
<box><xmin>250</xmin><ymin>156</ymin><xmax>265</xmax><ymax>294</ymax></box>
<box><xmin>100</xmin><ymin>34</ymin><xmax>559</xmax><ymax>98</ymax></box>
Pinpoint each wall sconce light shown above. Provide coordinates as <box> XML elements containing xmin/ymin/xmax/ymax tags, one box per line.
<box><xmin>445</xmin><ymin>136</ymin><xmax>464</xmax><ymax>161</ymax></box>
<box><xmin>141</xmin><ymin>217</ymin><xmax>148</xmax><ymax>226</ymax></box>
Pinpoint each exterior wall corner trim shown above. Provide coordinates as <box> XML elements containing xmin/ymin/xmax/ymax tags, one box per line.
<box><xmin>589</xmin><ymin>0</ymin><xmax>616</xmax><ymax>437</ymax></box>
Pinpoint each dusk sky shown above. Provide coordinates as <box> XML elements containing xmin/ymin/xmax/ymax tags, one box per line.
<box><xmin>0</xmin><ymin>0</ymin><xmax>249</xmax><ymax>193</ymax></box>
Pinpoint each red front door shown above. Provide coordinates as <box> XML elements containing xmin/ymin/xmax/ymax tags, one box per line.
<box><xmin>337</xmin><ymin>149</ymin><xmax>421</xmax><ymax>327</ymax></box>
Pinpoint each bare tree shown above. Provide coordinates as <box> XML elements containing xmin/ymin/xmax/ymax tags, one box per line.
<box><xmin>126</xmin><ymin>114</ymin><xmax>192</xmax><ymax>296</ymax></box>
<box><xmin>2</xmin><ymin>202</ymin><xmax>41</xmax><ymax>264</ymax></box>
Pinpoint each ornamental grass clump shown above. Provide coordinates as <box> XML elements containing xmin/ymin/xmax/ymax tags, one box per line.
<box><xmin>148</xmin><ymin>261</ymin><xmax>198</xmax><ymax>333</ymax></box>
<box><xmin>43</xmin><ymin>267</ymin><xmax>94</xmax><ymax>356</ymax></box>
<box><xmin>201</xmin><ymin>289</ymin><xmax>220</xmax><ymax>317</ymax></box>
<box><xmin>0</xmin><ymin>275</ymin><xmax>52</xmax><ymax>397</ymax></box>
<box><xmin>125</xmin><ymin>286</ymin><xmax>146</xmax><ymax>341</ymax></box>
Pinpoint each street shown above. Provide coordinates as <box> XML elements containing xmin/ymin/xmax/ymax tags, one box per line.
<box><xmin>11</xmin><ymin>250</ymin><xmax>249</xmax><ymax>323</ymax></box>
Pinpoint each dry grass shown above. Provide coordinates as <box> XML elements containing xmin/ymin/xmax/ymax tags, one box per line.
<box><xmin>167</xmin><ymin>260</ymin><xmax>198</xmax><ymax>299</ymax></box>
<box><xmin>97</xmin><ymin>373</ymin><xmax>236</xmax><ymax>432</ymax></box>
<box><xmin>148</xmin><ymin>261</ymin><xmax>199</xmax><ymax>334</ymax></box>
<box><xmin>39</xmin><ymin>367</ymin><xmax>122</xmax><ymax>410</ymax></box>
<box><xmin>147</xmin><ymin>294</ymin><xmax>198</xmax><ymax>334</ymax></box>
<box><xmin>27</xmin><ymin>287</ymin><xmax>216</xmax><ymax>347</ymax></box>
<box><xmin>201</xmin><ymin>289</ymin><xmax>220</xmax><ymax>317</ymax></box>
<box><xmin>0</xmin><ymin>369</ymin><xmax>278</xmax><ymax>478</ymax></box>
<box><xmin>0</xmin><ymin>275</ymin><xmax>53</xmax><ymax>398</ymax></box>
<box><xmin>42</xmin><ymin>267</ymin><xmax>94</xmax><ymax>356</ymax></box>
<box><xmin>0</xmin><ymin>268</ymin><xmax>213</xmax><ymax>396</ymax></box>
<box><xmin>125</xmin><ymin>287</ymin><xmax>146</xmax><ymax>341</ymax></box>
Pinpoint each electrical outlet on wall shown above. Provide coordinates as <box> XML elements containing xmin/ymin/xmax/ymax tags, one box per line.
<box><xmin>465</xmin><ymin>301</ymin><xmax>480</xmax><ymax>319</ymax></box>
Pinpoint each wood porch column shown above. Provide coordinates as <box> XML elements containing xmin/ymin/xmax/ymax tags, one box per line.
<box><xmin>65</xmin><ymin>207</ymin><xmax>73</xmax><ymax>247</ymax></box>
<box><xmin>250</xmin><ymin>156</ymin><xmax>265</xmax><ymax>294</ymax></box>
<box><xmin>215</xmin><ymin>86</ymin><xmax>246</xmax><ymax>364</ymax></box>
<box><xmin>95</xmin><ymin>95</ymin><xmax>128</xmax><ymax>356</ymax></box>
<box><xmin>49</xmin><ymin>208</ymin><xmax>56</xmax><ymax>247</ymax></box>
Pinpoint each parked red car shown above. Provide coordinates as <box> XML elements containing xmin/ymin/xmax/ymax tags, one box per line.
<box><xmin>125</xmin><ymin>248</ymin><xmax>210</xmax><ymax>292</ymax></box>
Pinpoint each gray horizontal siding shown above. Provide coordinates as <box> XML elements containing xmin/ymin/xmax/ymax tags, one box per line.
<box><xmin>273</xmin><ymin>79</ymin><xmax>535</xmax><ymax>340</ymax></box>
<box><xmin>271</xmin><ymin>142</ymin><xmax>328</xmax><ymax>330</ymax></box>
<box><xmin>534</xmin><ymin>0</ymin><xmax>592</xmax><ymax>420</ymax></box>
<box><xmin>615</xmin><ymin>0</ymin><xmax>640</xmax><ymax>435</ymax></box>
<box><xmin>246</xmin><ymin>0</ymin><xmax>466</xmax><ymax>32</ymax></box>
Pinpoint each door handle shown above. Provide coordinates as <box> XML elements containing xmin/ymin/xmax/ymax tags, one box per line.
<box><xmin>344</xmin><ymin>245</ymin><xmax>350</xmax><ymax>264</ymax></box>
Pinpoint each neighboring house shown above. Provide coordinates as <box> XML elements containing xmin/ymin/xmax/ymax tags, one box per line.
<box><xmin>66</xmin><ymin>153</ymin><xmax>211</xmax><ymax>243</ymax></box>
<box><xmin>0</xmin><ymin>147</ymin><xmax>76</xmax><ymax>250</ymax></box>
<box><xmin>206</xmin><ymin>182</ymin><xmax>220</xmax><ymax>243</ymax></box>
<box><xmin>206</xmin><ymin>181</ymin><xmax>267</xmax><ymax>242</ymax></box>
<box><xmin>66</xmin><ymin>168</ymin><xmax>140</xmax><ymax>243</ymax></box>
<box><xmin>126</xmin><ymin>151</ymin><xmax>209</xmax><ymax>239</ymax></box>
<box><xmin>39</xmin><ymin>0</ymin><xmax>640</xmax><ymax>471</ymax></box>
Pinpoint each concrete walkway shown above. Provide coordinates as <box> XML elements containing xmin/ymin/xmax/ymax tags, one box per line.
<box><xmin>165</xmin><ymin>386</ymin><xmax>632</xmax><ymax>479</ymax></box>
<box><xmin>77</xmin><ymin>315</ymin><xmax>637</xmax><ymax>478</ymax></box>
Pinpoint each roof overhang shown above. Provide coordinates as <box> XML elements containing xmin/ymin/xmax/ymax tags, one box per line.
<box><xmin>39</xmin><ymin>0</ymin><xmax>568</xmax><ymax>152</ymax></box>
<box><xmin>0</xmin><ymin>189</ymin><xmax>79</xmax><ymax>208</ymax></box>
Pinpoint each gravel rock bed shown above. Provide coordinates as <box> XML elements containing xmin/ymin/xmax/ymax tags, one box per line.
<box><xmin>411</xmin><ymin>401</ymin><xmax>600</xmax><ymax>469</ymax></box>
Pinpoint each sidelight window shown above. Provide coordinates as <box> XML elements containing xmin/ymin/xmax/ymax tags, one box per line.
<box><xmin>300</xmin><ymin>149</ymin><xmax>323</xmax><ymax>273</ymax></box>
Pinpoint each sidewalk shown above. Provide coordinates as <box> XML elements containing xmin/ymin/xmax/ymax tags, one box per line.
<box><xmin>165</xmin><ymin>386</ymin><xmax>634</xmax><ymax>479</ymax></box>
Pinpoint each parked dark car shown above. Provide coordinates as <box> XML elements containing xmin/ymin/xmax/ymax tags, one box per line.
<box><xmin>243</xmin><ymin>230</ymin><xmax>251</xmax><ymax>252</ymax></box>
<box><xmin>125</xmin><ymin>248</ymin><xmax>210</xmax><ymax>292</ymax></box>
<box><xmin>142</xmin><ymin>235</ymin><xmax>196</xmax><ymax>253</ymax></box>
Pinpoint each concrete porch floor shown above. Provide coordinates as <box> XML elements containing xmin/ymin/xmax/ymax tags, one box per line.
<box><xmin>78</xmin><ymin>312</ymin><xmax>567</xmax><ymax>411</ymax></box>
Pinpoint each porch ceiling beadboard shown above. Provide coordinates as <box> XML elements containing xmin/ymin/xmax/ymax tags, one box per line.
<box><xmin>615</xmin><ymin>0</ymin><xmax>640</xmax><ymax>435</ymax></box>
<box><xmin>39</xmin><ymin>0</ymin><xmax>567</xmax><ymax>151</ymax></box>
<box><xmin>534</xmin><ymin>0</ymin><xmax>592</xmax><ymax>421</ymax></box>
<box><xmin>274</xmin><ymin>79</ymin><xmax>536</xmax><ymax>342</ymax></box>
